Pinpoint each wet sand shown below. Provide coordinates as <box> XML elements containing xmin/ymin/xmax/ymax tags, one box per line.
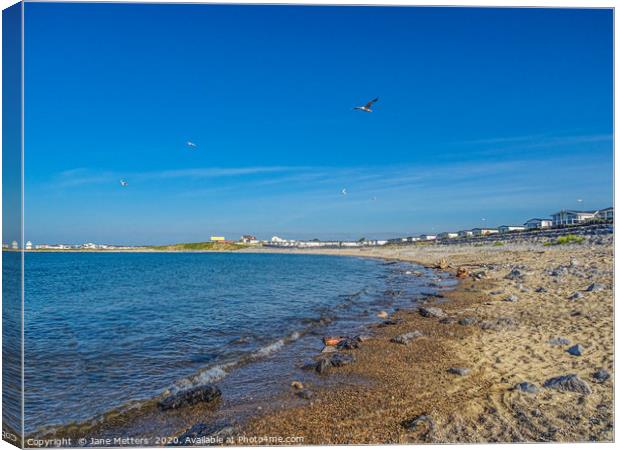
<box><xmin>235</xmin><ymin>239</ymin><xmax>613</xmax><ymax>443</ymax></box>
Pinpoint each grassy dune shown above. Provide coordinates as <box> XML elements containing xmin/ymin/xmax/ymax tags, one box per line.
<box><xmin>147</xmin><ymin>241</ymin><xmax>250</xmax><ymax>251</ymax></box>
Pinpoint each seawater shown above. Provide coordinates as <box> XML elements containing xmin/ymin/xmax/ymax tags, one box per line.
<box><xmin>15</xmin><ymin>252</ymin><xmax>452</xmax><ymax>433</ymax></box>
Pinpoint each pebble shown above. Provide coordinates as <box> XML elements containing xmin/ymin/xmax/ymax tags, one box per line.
<box><xmin>418</xmin><ymin>306</ymin><xmax>446</xmax><ymax>318</ymax></box>
<box><xmin>535</xmin><ymin>287</ymin><xmax>547</xmax><ymax>293</ymax></box>
<box><xmin>548</xmin><ymin>337</ymin><xmax>571</xmax><ymax>346</ymax></box>
<box><xmin>503</xmin><ymin>294</ymin><xmax>519</xmax><ymax>302</ymax></box>
<box><xmin>158</xmin><ymin>384</ymin><xmax>221</xmax><ymax>411</ymax></box>
<box><xmin>290</xmin><ymin>381</ymin><xmax>304</xmax><ymax>390</ymax></box>
<box><xmin>567</xmin><ymin>344</ymin><xmax>584</xmax><ymax>356</ymax></box>
<box><xmin>568</xmin><ymin>292</ymin><xmax>583</xmax><ymax>300</ymax></box>
<box><xmin>391</xmin><ymin>331</ymin><xmax>423</xmax><ymax>345</ymax></box>
<box><xmin>514</xmin><ymin>381</ymin><xmax>539</xmax><ymax>394</ymax></box>
<box><xmin>592</xmin><ymin>369</ymin><xmax>610</xmax><ymax>383</ymax></box>
<box><xmin>448</xmin><ymin>367</ymin><xmax>470</xmax><ymax>376</ymax></box>
<box><xmin>543</xmin><ymin>374</ymin><xmax>592</xmax><ymax>395</ymax></box>
<box><xmin>505</xmin><ymin>268</ymin><xmax>526</xmax><ymax>280</ymax></box>
<box><xmin>458</xmin><ymin>317</ymin><xmax>477</xmax><ymax>326</ymax></box>
<box><xmin>586</xmin><ymin>283</ymin><xmax>605</xmax><ymax>292</ymax></box>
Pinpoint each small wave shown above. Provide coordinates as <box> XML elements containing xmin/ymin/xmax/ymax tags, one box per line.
<box><xmin>170</xmin><ymin>363</ymin><xmax>233</xmax><ymax>394</ymax></box>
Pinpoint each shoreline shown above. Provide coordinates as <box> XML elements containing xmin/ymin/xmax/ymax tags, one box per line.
<box><xmin>22</xmin><ymin>238</ymin><xmax>613</xmax><ymax>444</ymax></box>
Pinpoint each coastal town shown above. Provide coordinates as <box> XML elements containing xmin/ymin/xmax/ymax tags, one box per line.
<box><xmin>5</xmin><ymin>206</ymin><xmax>612</xmax><ymax>251</ymax></box>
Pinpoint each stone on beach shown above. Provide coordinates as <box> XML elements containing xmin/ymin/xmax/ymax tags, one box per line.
<box><xmin>418</xmin><ymin>306</ymin><xmax>446</xmax><ymax>318</ymax></box>
<box><xmin>448</xmin><ymin>367</ymin><xmax>470</xmax><ymax>376</ymax></box>
<box><xmin>290</xmin><ymin>381</ymin><xmax>304</xmax><ymax>390</ymax></box>
<box><xmin>567</xmin><ymin>344</ymin><xmax>584</xmax><ymax>356</ymax></box>
<box><xmin>175</xmin><ymin>423</ymin><xmax>235</xmax><ymax>444</ymax></box>
<box><xmin>543</xmin><ymin>374</ymin><xmax>592</xmax><ymax>395</ymax></box>
<box><xmin>592</xmin><ymin>369</ymin><xmax>610</xmax><ymax>383</ymax></box>
<box><xmin>514</xmin><ymin>382</ymin><xmax>539</xmax><ymax>394</ymax></box>
<box><xmin>456</xmin><ymin>267</ymin><xmax>469</xmax><ymax>279</ymax></box>
<box><xmin>479</xmin><ymin>317</ymin><xmax>518</xmax><ymax>331</ymax></box>
<box><xmin>391</xmin><ymin>331</ymin><xmax>423</xmax><ymax>345</ymax></box>
<box><xmin>377</xmin><ymin>311</ymin><xmax>389</xmax><ymax>319</ymax></box>
<box><xmin>402</xmin><ymin>414</ymin><xmax>435</xmax><ymax>439</ymax></box>
<box><xmin>568</xmin><ymin>292</ymin><xmax>583</xmax><ymax>301</ymax></box>
<box><xmin>158</xmin><ymin>384</ymin><xmax>221</xmax><ymax>410</ymax></box>
<box><xmin>503</xmin><ymin>294</ymin><xmax>519</xmax><ymax>302</ymax></box>
<box><xmin>458</xmin><ymin>317</ymin><xmax>477</xmax><ymax>326</ymax></box>
<box><xmin>321</xmin><ymin>345</ymin><xmax>337</xmax><ymax>353</ymax></box>
<box><xmin>535</xmin><ymin>286</ymin><xmax>547</xmax><ymax>293</ymax></box>
<box><xmin>295</xmin><ymin>389</ymin><xmax>313</xmax><ymax>400</ymax></box>
<box><xmin>315</xmin><ymin>353</ymin><xmax>356</xmax><ymax>374</ymax></box>
<box><xmin>548</xmin><ymin>337</ymin><xmax>571</xmax><ymax>346</ymax></box>
<box><xmin>586</xmin><ymin>283</ymin><xmax>606</xmax><ymax>292</ymax></box>
<box><xmin>336</xmin><ymin>337</ymin><xmax>361</xmax><ymax>350</ymax></box>
<box><xmin>505</xmin><ymin>268</ymin><xmax>526</xmax><ymax>280</ymax></box>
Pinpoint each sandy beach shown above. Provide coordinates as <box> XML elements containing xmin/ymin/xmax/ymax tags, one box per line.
<box><xmin>233</xmin><ymin>237</ymin><xmax>614</xmax><ymax>443</ymax></box>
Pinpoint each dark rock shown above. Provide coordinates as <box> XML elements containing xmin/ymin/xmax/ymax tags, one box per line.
<box><xmin>174</xmin><ymin>423</ymin><xmax>235</xmax><ymax>445</ymax></box>
<box><xmin>391</xmin><ymin>331</ymin><xmax>423</xmax><ymax>345</ymax></box>
<box><xmin>158</xmin><ymin>385</ymin><xmax>221</xmax><ymax>410</ymax></box>
<box><xmin>586</xmin><ymin>283</ymin><xmax>605</xmax><ymax>292</ymax></box>
<box><xmin>535</xmin><ymin>287</ymin><xmax>547</xmax><ymax>293</ymax></box>
<box><xmin>336</xmin><ymin>338</ymin><xmax>360</xmax><ymax>350</ymax></box>
<box><xmin>548</xmin><ymin>337</ymin><xmax>571</xmax><ymax>346</ymax></box>
<box><xmin>567</xmin><ymin>344</ymin><xmax>584</xmax><ymax>356</ymax></box>
<box><xmin>379</xmin><ymin>319</ymin><xmax>403</xmax><ymax>327</ymax></box>
<box><xmin>439</xmin><ymin>317</ymin><xmax>456</xmax><ymax>324</ymax></box>
<box><xmin>568</xmin><ymin>292</ymin><xmax>583</xmax><ymax>301</ymax></box>
<box><xmin>592</xmin><ymin>369</ymin><xmax>610</xmax><ymax>383</ymax></box>
<box><xmin>458</xmin><ymin>317</ymin><xmax>477</xmax><ymax>326</ymax></box>
<box><xmin>329</xmin><ymin>353</ymin><xmax>356</xmax><ymax>367</ymax></box>
<box><xmin>514</xmin><ymin>382</ymin><xmax>539</xmax><ymax>394</ymax></box>
<box><xmin>402</xmin><ymin>414</ymin><xmax>435</xmax><ymax>436</ymax></box>
<box><xmin>295</xmin><ymin>389</ymin><xmax>313</xmax><ymax>400</ymax></box>
<box><xmin>490</xmin><ymin>290</ymin><xmax>504</xmax><ymax>295</ymax></box>
<box><xmin>419</xmin><ymin>306</ymin><xmax>446</xmax><ymax>318</ymax></box>
<box><xmin>448</xmin><ymin>367</ymin><xmax>470</xmax><ymax>376</ymax></box>
<box><xmin>315</xmin><ymin>358</ymin><xmax>332</xmax><ymax>374</ymax></box>
<box><xmin>505</xmin><ymin>268</ymin><xmax>526</xmax><ymax>280</ymax></box>
<box><xmin>543</xmin><ymin>374</ymin><xmax>592</xmax><ymax>395</ymax></box>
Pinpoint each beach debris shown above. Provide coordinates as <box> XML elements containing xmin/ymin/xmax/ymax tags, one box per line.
<box><xmin>401</xmin><ymin>414</ymin><xmax>435</xmax><ymax>440</ymax></box>
<box><xmin>390</xmin><ymin>331</ymin><xmax>423</xmax><ymax>345</ymax></box>
<box><xmin>323</xmin><ymin>336</ymin><xmax>344</xmax><ymax>347</ymax></box>
<box><xmin>586</xmin><ymin>283</ymin><xmax>606</xmax><ymax>292</ymax></box>
<box><xmin>505</xmin><ymin>267</ymin><xmax>526</xmax><ymax>280</ymax></box>
<box><xmin>535</xmin><ymin>287</ymin><xmax>547</xmax><ymax>293</ymax></box>
<box><xmin>503</xmin><ymin>294</ymin><xmax>519</xmax><ymax>302</ymax></box>
<box><xmin>567</xmin><ymin>344</ymin><xmax>584</xmax><ymax>356</ymax></box>
<box><xmin>418</xmin><ymin>306</ymin><xmax>446</xmax><ymax>319</ymax></box>
<box><xmin>458</xmin><ymin>317</ymin><xmax>477</xmax><ymax>326</ymax></box>
<box><xmin>456</xmin><ymin>267</ymin><xmax>469</xmax><ymax>279</ymax></box>
<box><xmin>290</xmin><ymin>381</ymin><xmax>304</xmax><ymax>390</ymax></box>
<box><xmin>448</xmin><ymin>367</ymin><xmax>470</xmax><ymax>376</ymax></box>
<box><xmin>568</xmin><ymin>292</ymin><xmax>583</xmax><ymax>301</ymax></box>
<box><xmin>296</xmin><ymin>389</ymin><xmax>313</xmax><ymax>400</ymax></box>
<box><xmin>353</xmin><ymin>97</ymin><xmax>379</xmax><ymax>112</ymax></box>
<box><xmin>543</xmin><ymin>374</ymin><xmax>592</xmax><ymax>395</ymax></box>
<box><xmin>158</xmin><ymin>384</ymin><xmax>221</xmax><ymax>410</ymax></box>
<box><xmin>436</xmin><ymin>258</ymin><xmax>449</xmax><ymax>269</ymax></box>
<box><xmin>514</xmin><ymin>382</ymin><xmax>539</xmax><ymax>394</ymax></box>
<box><xmin>592</xmin><ymin>369</ymin><xmax>610</xmax><ymax>383</ymax></box>
<box><xmin>548</xmin><ymin>337</ymin><xmax>571</xmax><ymax>346</ymax></box>
<box><xmin>321</xmin><ymin>346</ymin><xmax>337</xmax><ymax>354</ymax></box>
<box><xmin>376</xmin><ymin>311</ymin><xmax>389</xmax><ymax>319</ymax></box>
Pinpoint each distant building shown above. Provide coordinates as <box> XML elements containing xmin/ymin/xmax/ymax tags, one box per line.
<box><xmin>551</xmin><ymin>210</ymin><xmax>597</xmax><ymax>226</ymax></box>
<box><xmin>597</xmin><ymin>207</ymin><xmax>614</xmax><ymax>221</ymax></box>
<box><xmin>11</xmin><ymin>241</ymin><xmax>18</xmax><ymax>250</ymax></box>
<box><xmin>498</xmin><ymin>225</ymin><xmax>525</xmax><ymax>234</ymax></box>
<box><xmin>25</xmin><ymin>241</ymin><xmax>32</xmax><ymax>250</ymax></box>
<box><xmin>471</xmin><ymin>228</ymin><xmax>499</xmax><ymax>236</ymax></box>
<box><xmin>437</xmin><ymin>232</ymin><xmax>458</xmax><ymax>240</ymax></box>
<box><xmin>420</xmin><ymin>234</ymin><xmax>437</xmax><ymax>241</ymax></box>
<box><xmin>210</xmin><ymin>236</ymin><xmax>226</xmax><ymax>242</ymax></box>
<box><xmin>524</xmin><ymin>218</ymin><xmax>553</xmax><ymax>229</ymax></box>
<box><xmin>457</xmin><ymin>230</ymin><xmax>473</xmax><ymax>238</ymax></box>
<box><xmin>240</xmin><ymin>235</ymin><xmax>259</xmax><ymax>244</ymax></box>
<box><xmin>271</xmin><ymin>236</ymin><xmax>287</xmax><ymax>243</ymax></box>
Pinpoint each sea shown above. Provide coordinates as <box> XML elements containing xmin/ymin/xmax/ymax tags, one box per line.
<box><xmin>2</xmin><ymin>251</ymin><xmax>455</xmax><ymax>435</ymax></box>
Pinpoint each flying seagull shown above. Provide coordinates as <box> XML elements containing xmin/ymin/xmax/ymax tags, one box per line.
<box><xmin>353</xmin><ymin>98</ymin><xmax>379</xmax><ymax>112</ymax></box>
<box><xmin>341</xmin><ymin>188</ymin><xmax>348</xmax><ymax>196</ymax></box>
<box><xmin>577</xmin><ymin>198</ymin><xmax>583</xmax><ymax>203</ymax></box>
<box><xmin>371</xmin><ymin>196</ymin><xmax>377</xmax><ymax>201</ymax></box>
<box><xmin>119</xmin><ymin>179</ymin><xmax>128</xmax><ymax>187</ymax></box>
<box><xmin>186</xmin><ymin>141</ymin><xmax>198</xmax><ymax>149</ymax></box>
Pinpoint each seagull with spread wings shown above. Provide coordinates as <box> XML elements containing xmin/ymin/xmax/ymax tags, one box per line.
<box><xmin>353</xmin><ymin>98</ymin><xmax>379</xmax><ymax>112</ymax></box>
<box><xmin>119</xmin><ymin>179</ymin><xmax>128</xmax><ymax>187</ymax></box>
<box><xmin>186</xmin><ymin>141</ymin><xmax>198</xmax><ymax>149</ymax></box>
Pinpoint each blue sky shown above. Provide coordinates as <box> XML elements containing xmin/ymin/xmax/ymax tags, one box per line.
<box><xmin>20</xmin><ymin>4</ymin><xmax>612</xmax><ymax>244</ymax></box>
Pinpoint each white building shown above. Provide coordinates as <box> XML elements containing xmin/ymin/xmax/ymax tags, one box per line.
<box><xmin>271</xmin><ymin>236</ymin><xmax>288</xmax><ymax>243</ymax></box>
<box><xmin>25</xmin><ymin>241</ymin><xmax>32</xmax><ymax>250</ymax></box>
<box><xmin>420</xmin><ymin>234</ymin><xmax>437</xmax><ymax>241</ymax></box>
<box><xmin>458</xmin><ymin>230</ymin><xmax>474</xmax><ymax>238</ymax></box>
<box><xmin>472</xmin><ymin>228</ymin><xmax>499</xmax><ymax>236</ymax></box>
<box><xmin>551</xmin><ymin>210</ymin><xmax>597</xmax><ymax>226</ymax></box>
<box><xmin>437</xmin><ymin>232</ymin><xmax>458</xmax><ymax>239</ymax></box>
<box><xmin>498</xmin><ymin>225</ymin><xmax>525</xmax><ymax>234</ymax></box>
<box><xmin>597</xmin><ymin>207</ymin><xmax>614</xmax><ymax>221</ymax></box>
<box><xmin>11</xmin><ymin>241</ymin><xmax>18</xmax><ymax>249</ymax></box>
<box><xmin>524</xmin><ymin>218</ymin><xmax>553</xmax><ymax>229</ymax></box>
